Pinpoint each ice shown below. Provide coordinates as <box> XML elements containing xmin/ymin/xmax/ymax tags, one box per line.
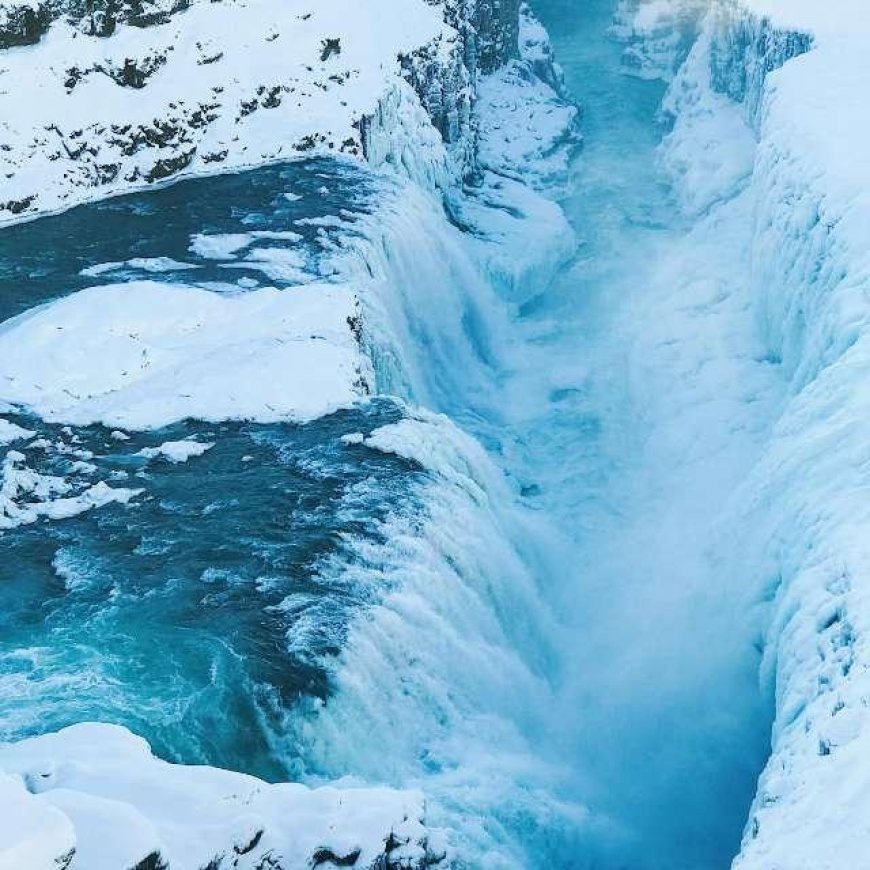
<box><xmin>0</xmin><ymin>723</ymin><xmax>443</xmax><ymax>870</ymax></box>
<box><xmin>81</xmin><ymin>258</ymin><xmax>199</xmax><ymax>277</ymax></box>
<box><xmin>0</xmin><ymin>449</ymin><xmax>141</xmax><ymax>530</ymax></box>
<box><xmin>0</xmin><ymin>279</ymin><xmax>370</xmax><ymax>429</ymax></box>
<box><xmin>136</xmin><ymin>440</ymin><xmax>214</xmax><ymax>464</ymax></box>
<box><xmin>189</xmin><ymin>233</ymin><xmax>260</xmax><ymax>260</ymax></box>
<box><xmin>706</xmin><ymin>2</ymin><xmax>870</xmax><ymax>866</ymax></box>
<box><xmin>189</xmin><ymin>230</ymin><xmax>305</xmax><ymax>261</ymax></box>
<box><xmin>625</xmin><ymin>1</ymin><xmax>870</xmax><ymax>865</ymax></box>
<box><xmin>659</xmin><ymin>26</ymin><xmax>756</xmax><ymax>215</ymax></box>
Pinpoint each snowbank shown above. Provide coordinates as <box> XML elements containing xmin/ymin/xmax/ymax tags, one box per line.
<box><xmin>0</xmin><ymin>279</ymin><xmax>370</xmax><ymax>428</ymax></box>
<box><xmin>0</xmin><ymin>0</ymin><xmax>454</xmax><ymax>222</ymax></box>
<box><xmin>659</xmin><ymin>1</ymin><xmax>870</xmax><ymax>866</ymax></box>
<box><xmin>0</xmin><ymin>723</ymin><xmax>444</xmax><ymax>870</ymax></box>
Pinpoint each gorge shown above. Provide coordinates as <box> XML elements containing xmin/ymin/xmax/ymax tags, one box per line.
<box><xmin>0</xmin><ymin>0</ymin><xmax>867</xmax><ymax>868</ymax></box>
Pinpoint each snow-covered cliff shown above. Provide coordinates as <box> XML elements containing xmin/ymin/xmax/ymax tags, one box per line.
<box><xmin>0</xmin><ymin>723</ymin><xmax>445</xmax><ymax>870</ymax></box>
<box><xmin>0</xmin><ymin>0</ymin><xmax>553</xmax><ymax>222</ymax></box>
<box><xmin>0</xmin><ymin>0</ymin><xmax>435</xmax><ymax>219</ymax></box>
<box><xmin>652</xmin><ymin>1</ymin><xmax>870</xmax><ymax>866</ymax></box>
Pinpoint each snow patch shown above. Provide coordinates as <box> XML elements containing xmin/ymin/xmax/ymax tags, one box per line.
<box><xmin>0</xmin><ymin>723</ymin><xmax>445</xmax><ymax>870</ymax></box>
<box><xmin>136</xmin><ymin>439</ymin><xmax>214</xmax><ymax>463</ymax></box>
<box><xmin>0</xmin><ymin>280</ymin><xmax>371</xmax><ymax>429</ymax></box>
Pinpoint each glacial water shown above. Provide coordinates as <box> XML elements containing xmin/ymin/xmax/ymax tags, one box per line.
<box><xmin>509</xmin><ymin>0</ymin><xmax>775</xmax><ymax>866</ymax></box>
<box><xmin>0</xmin><ymin>158</ymin><xmax>378</xmax><ymax>319</ymax></box>
<box><xmin>0</xmin><ymin>0</ymin><xmax>778</xmax><ymax>867</ymax></box>
<box><xmin>0</xmin><ymin>160</ymin><xmax>434</xmax><ymax>782</ymax></box>
<box><xmin>0</xmin><ymin>402</ymin><xmax>429</xmax><ymax>782</ymax></box>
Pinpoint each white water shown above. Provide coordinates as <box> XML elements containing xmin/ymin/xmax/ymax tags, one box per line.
<box><xmin>0</xmin><ymin>0</ymin><xmax>800</xmax><ymax>864</ymax></box>
<box><xmin>505</xmin><ymin>0</ymin><xmax>780</xmax><ymax>863</ymax></box>
<box><xmin>301</xmin><ymin>0</ymin><xmax>786</xmax><ymax>865</ymax></box>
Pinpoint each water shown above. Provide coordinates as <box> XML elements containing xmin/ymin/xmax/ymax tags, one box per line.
<box><xmin>0</xmin><ymin>152</ymin><xmax>563</xmax><ymax>868</ymax></box>
<box><xmin>0</xmin><ymin>159</ymin><xmax>446</xmax><ymax>783</ymax></box>
<box><xmin>0</xmin><ymin>158</ymin><xmax>377</xmax><ymax>319</ymax></box>
<box><xmin>0</xmin><ymin>2</ymin><xmax>778</xmax><ymax>866</ymax></box>
<box><xmin>0</xmin><ymin>402</ymin><xmax>427</xmax><ymax>781</ymax></box>
<box><xmin>502</xmin><ymin>0</ymin><xmax>776</xmax><ymax>865</ymax></box>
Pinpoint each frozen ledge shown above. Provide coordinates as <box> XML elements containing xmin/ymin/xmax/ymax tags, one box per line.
<box><xmin>0</xmin><ymin>279</ymin><xmax>372</xmax><ymax>429</ymax></box>
<box><xmin>656</xmin><ymin>0</ymin><xmax>870</xmax><ymax>867</ymax></box>
<box><xmin>0</xmin><ymin>723</ymin><xmax>446</xmax><ymax>870</ymax></box>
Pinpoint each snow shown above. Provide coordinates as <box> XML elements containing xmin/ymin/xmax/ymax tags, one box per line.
<box><xmin>0</xmin><ymin>449</ymin><xmax>140</xmax><ymax>530</ymax></box>
<box><xmin>81</xmin><ymin>257</ymin><xmax>200</xmax><ymax>277</ymax></box>
<box><xmin>136</xmin><ymin>440</ymin><xmax>214</xmax><ymax>463</ymax></box>
<box><xmin>0</xmin><ymin>279</ymin><xmax>371</xmax><ymax>429</ymax></box>
<box><xmin>655</xmin><ymin>2</ymin><xmax>870</xmax><ymax>866</ymax></box>
<box><xmin>739</xmin><ymin>0</ymin><xmax>865</xmax><ymax>39</ymax></box>
<box><xmin>0</xmin><ymin>418</ymin><xmax>33</xmax><ymax>445</ymax></box>
<box><xmin>0</xmin><ymin>774</ymin><xmax>74</xmax><ymax>870</ymax></box>
<box><xmin>189</xmin><ymin>230</ymin><xmax>304</xmax><ymax>260</ymax></box>
<box><xmin>0</xmin><ymin>0</ymin><xmax>454</xmax><ymax>223</ymax></box>
<box><xmin>659</xmin><ymin>26</ymin><xmax>756</xmax><ymax>215</ymax></box>
<box><xmin>0</xmin><ymin>722</ymin><xmax>444</xmax><ymax>870</ymax></box>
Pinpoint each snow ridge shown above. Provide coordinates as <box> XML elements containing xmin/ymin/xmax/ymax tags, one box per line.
<box><xmin>659</xmin><ymin>2</ymin><xmax>870</xmax><ymax>866</ymax></box>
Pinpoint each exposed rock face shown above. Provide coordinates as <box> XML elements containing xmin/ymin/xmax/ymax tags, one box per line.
<box><xmin>0</xmin><ymin>0</ymin><xmax>190</xmax><ymax>41</ymax></box>
<box><xmin>438</xmin><ymin>0</ymin><xmax>520</xmax><ymax>73</ymax></box>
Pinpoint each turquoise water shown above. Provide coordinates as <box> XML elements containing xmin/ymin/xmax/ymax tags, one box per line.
<box><xmin>0</xmin><ymin>402</ymin><xmax>424</xmax><ymax>781</ymax></box>
<box><xmin>0</xmin><ymin>158</ymin><xmax>377</xmax><ymax>318</ymax></box>
<box><xmin>518</xmin><ymin>0</ymin><xmax>772</xmax><ymax>865</ymax></box>
<box><xmin>0</xmin><ymin>1</ymin><xmax>775</xmax><ymax>865</ymax></box>
<box><xmin>0</xmin><ymin>160</ymin><xmax>428</xmax><ymax>783</ymax></box>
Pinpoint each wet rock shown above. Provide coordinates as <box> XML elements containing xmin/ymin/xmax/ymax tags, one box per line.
<box><xmin>320</xmin><ymin>36</ymin><xmax>341</xmax><ymax>61</ymax></box>
<box><xmin>128</xmin><ymin>853</ymin><xmax>169</xmax><ymax>870</ymax></box>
